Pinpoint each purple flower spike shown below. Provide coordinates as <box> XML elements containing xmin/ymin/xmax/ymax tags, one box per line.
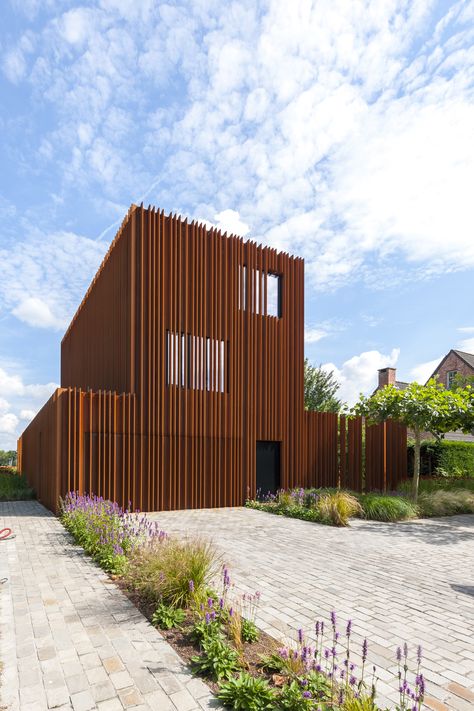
<box><xmin>417</xmin><ymin>644</ymin><xmax>423</xmax><ymax>664</ymax></box>
<box><xmin>298</xmin><ymin>628</ymin><xmax>304</xmax><ymax>644</ymax></box>
<box><xmin>188</xmin><ymin>580</ymin><xmax>194</xmax><ymax>592</ymax></box>
<box><xmin>346</xmin><ymin>619</ymin><xmax>352</xmax><ymax>637</ymax></box>
<box><xmin>396</xmin><ymin>646</ymin><xmax>402</xmax><ymax>662</ymax></box>
<box><xmin>362</xmin><ymin>638</ymin><xmax>368</xmax><ymax>663</ymax></box>
<box><xmin>330</xmin><ymin>610</ymin><xmax>337</xmax><ymax>627</ymax></box>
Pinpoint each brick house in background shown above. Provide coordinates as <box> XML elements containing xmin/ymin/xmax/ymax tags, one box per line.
<box><xmin>375</xmin><ymin>351</ymin><xmax>474</xmax><ymax>443</ymax></box>
<box><xmin>427</xmin><ymin>349</ymin><xmax>474</xmax><ymax>389</ymax></box>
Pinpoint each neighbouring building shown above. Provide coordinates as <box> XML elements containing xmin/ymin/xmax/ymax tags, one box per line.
<box><xmin>375</xmin><ymin>352</ymin><xmax>474</xmax><ymax>443</ymax></box>
<box><xmin>19</xmin><ymin>204</ymin><xmax>406</xmax><ymax>512</ymax></box>
<box><xmin>427</xmin><ymin>349</ymin><xmax>474</xmax><ymax>390</ymax></box>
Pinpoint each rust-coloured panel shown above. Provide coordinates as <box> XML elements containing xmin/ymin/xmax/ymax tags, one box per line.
<box><xmin>19</xmin><ymin>205</ymin><xmax>406</xmax><ymax>512</ymax></box>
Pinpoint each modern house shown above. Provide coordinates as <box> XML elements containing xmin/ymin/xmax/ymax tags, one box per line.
<box><xmin>18</xmin><ymin>205</ymin><xmax>306</xmax><ymax>511</ymax></box>
<box><xmin>19</xmin><ymin>204</ymin><xmax>405</xmax><ymax>512</ymax></box>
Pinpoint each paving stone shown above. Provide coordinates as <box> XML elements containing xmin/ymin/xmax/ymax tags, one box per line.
<box><xmin>118</xmin><ymin>686</ymin><xmax>144</xmax><ymax>707</ymax></box>
<box><xmin>70</xmin><ymin>689</ymin><xmax>96</xmax><ymax>711</ymax></box>
<box><xmin>91</xmin><ymin>680</ymin><xmax>116</xmax><ymax>703</ymax></box>
<box><xmin>103</xmin><ymin>655</ymin><xmax>125</xmax><ymax>674</ymax></box>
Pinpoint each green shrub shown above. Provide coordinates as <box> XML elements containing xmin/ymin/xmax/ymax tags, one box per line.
<box><xmin>398</xmin><ymin>477</ymin><xmax>474</xmax><ymax>495</ymax></box>
<box><xmin>407</xmin><ymin>439</ymin><xmax>474</xmax><ymax>478</ymax></box>
<box><xmin>278</xmin><ymin>680</ymin><xmax>315</xmax><ymax>710</ymax></box>
<box><xmin>241</xmin><ymin>618</ymin><xmax>259</xmax><ymax>643</ymax></box>
<box><xmin>437</xmin><ymin>440</ymin><xmax>474</xmax><ymax>478</ymax></box>
<box><xmin>218</xmin><ymin>672</ymin><xmax>275</xmax><ymax>710</ymax></box>
<box><xmin>317</xmin><ymin>491</ymin><xmax>362</xmax><ymax>526</ymax></box>
<box><xmin>124</xmin><ymin>537</ymin><xmax>218</xmax><ymax>608</ymax></box>
<box><xmin>190</xmin><ymin>617</ymin><xmax>223</xmax><ymax>645</ymax></box>
<box><xmin>151</xmin><ymin>602</ymin><xmax>186</xmax><ymax>630</ymax></box>
<box><xmin>358</xmin><ymin>494</ymin><xmax>418</xmax><ymax>522</ymax></box>
<box><xmin>0</xmin><ymin>470</ymin><xmax>34</xmax><ymax>501</ymax></box>
<box><xmin>191</xmin><ymin>636</ymin><xmax>241</xmax><ymax>681</ymax></box>
<box><xmin>418</xmin><ymin>490</ymin><xmax>474</xmax><ymax>517</ymax></box>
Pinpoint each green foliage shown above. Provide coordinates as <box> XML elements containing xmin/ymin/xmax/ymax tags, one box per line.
<box><xmin>218</xmin><ymin>672</ymin><xmax>276</xmax><ymax>710</ymax></box>
<box><xmin>278</xmin><ymin>680</ymin><xmax>315</xmax><ymax>710</ymax></box>
<box><xmin>191</xmin><ymin>636</ymin><xmax>241</xmax><ymax>681</ymax></box>
<box><xmin>0</xmin><ymin>469</ymin><xmax>34</xmax><ymax>501</ymax></box>
<box><xmin>437</xmin><ymin>440</ymin><xmax>474</xmax><ymax>478</ymax></box>
<box><xmin>124</xmin><ymin>537</ymin><xmax>217</xmax><ymax>607</ymax></box>
<box><xmin>352</xmin><ymin>379</ymin><xmax>474</xmax><ymax>499</ymax></box>
<box><xmin>417</xmin><ymin>490</ymin><xmax>474</xmax><ymax>517</ymax></box>
<box><xmin>190</xmin><ymin>617</ymin><xmax>223</xmax><ymax>645</ymax></box>
<box><xmin>358</xmin><ymin>494</ymin><xmax>418</xmax><ymax>522</ymax></box>
<box><xmin>0</xmin><ymin>450</ymin><xmax>17</xmax><ymax>466</ymax></box>
<box><xmin>151</xmin><ymin>602</ymin><xmax>186</xmax><ymax>630</ymax></box>
<box><xmin>352</xmin><ymin>380</ymin><xmax>474</xmax><ymax>437</ymax></box>
<box><xmin>241</xmin><ymin>618</ymin><xmax>259</xmax><ymax>643</ymax></box>
<box><xmin>342</xmin><ymin>695</ymin><xmax>379</xmax><ymax>711</ymax></box>
<box><xmin>398</xmin><ymin>477</ymin><xmax>474</xmax><ymax>494</ymax></box>
<box><xmin>317</xmin><ymin>491</ymin><xmax>362</xmax><ymax>526</ymax></box>
<box><xmin>304</xmin><ymin>359</ymin><xmax>343</xmax><ymax>413</ymax></box>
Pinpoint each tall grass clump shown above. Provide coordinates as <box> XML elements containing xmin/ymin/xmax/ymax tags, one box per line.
<box><xmin>317</xmin><ymin>491</ymin><xmax>362</xmax><ymax>526</ymax></box>
<box><xmin>0</xmin><ymin>469</ymin><xmax>34</xmax><ymax>501</ymax></box>
<box><xmin>359</xmin><ymin>494</ymin><xmax>418</xmax><ymax>522</ymax></box>
<box><xmin>417</xmin><ymin>490</ymin><xmax>474</xmax><ymax>517</ymax></box>
<box><xmin>398</xmin><ymin>477</ymin><xmax>474</xmax><ymax>495</ymax></box>
<box><xmin>124</xmin><ymin>537</ymin><xmax>218</xmax><ymax>608</ymax></box>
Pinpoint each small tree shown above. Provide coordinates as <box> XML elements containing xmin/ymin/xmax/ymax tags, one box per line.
<box><xmin>352</xmin><ymin>380</ymin><xmax>474</xmax><ymax>500</ymax></box>
<box><xmin>304</xmin><ymin>359</ymin><xmax>342</xmax><ymax>413</ymax></box>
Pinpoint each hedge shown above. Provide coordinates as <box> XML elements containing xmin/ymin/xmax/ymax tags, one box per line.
<box><xmin>408</xmin><ymin>440</ymin><xmax>474</xmax><ymax>478</ymax></box>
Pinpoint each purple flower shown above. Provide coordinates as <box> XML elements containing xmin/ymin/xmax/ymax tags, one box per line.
<box><xmin>330</xmin><ymin>610</ymin><xmax>337</xmax><ymax>627</ymax></box>
<box><xmin>362</xmin><ymin>638</ymin><xmax>368</xmax><ymax>663</ymax></box>
<box><xmin>302</xmin><ymin>691</ymin><xmax>312</xmax><ymax>699</ymax></box>
<box><xmin>396</xmin><ymin>646</ymin><xmax>402</xmax><ymax>662</ymax></box>
<box><xmin>298</xmin><ymin>628</ymin><xmax>304</xmax><ymax>644</ymax></box>
<box><xmin>346</xmin><ymin>619</ymin><xmax>352</xmax><ymax>637</ymax></box>
<box><xmin>417</xmin><ymin>645</ymin><xmax>422</xmax><ymax>665</ymax></box>
<box><xmin>188</xmin><ymin>580</ymin><xmax>194</xmax><ymax>593</ymax></box>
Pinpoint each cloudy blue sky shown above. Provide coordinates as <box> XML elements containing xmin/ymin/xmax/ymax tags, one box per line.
<box><xmin>1</xmin><ymin>0</ymin><xmax>473</xmax><ymax>448</ymax></box>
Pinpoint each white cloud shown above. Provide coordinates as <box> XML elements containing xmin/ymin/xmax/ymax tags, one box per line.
<box><xmin>0</xmin><ymin>414</ymin><xmax>19</xmax><ymax>435</ymax></box>
<box><xmin>457</xmin><ymin>337</ymin><xmax>474</xmax><ymax>354</ymax></box>
<box><xmin>0</xmin><ymin>364</ymin><xmax>57</xmax><ymax>449</ymax></box>
<box><xmin>304</xmin><ymin>327</ymin><xmax>328</xmax><ymax>344</ymax></box>
<box><xmin>0</xmin><ymin>227</ymin><xmax>106</xmax><ymax>331</ymax></box>
<box><xmin>213</xmin><ymin>210</ymin><xmax>250</xmax><ymax>237</ymax></box>
<box><xmin>13</xmin><ymin>297</ymin><xmax>64</xmax><ymax>330</ymax></box>
<box><xmin>2</xmin><ymin>47</ymin><xmax>27</xmax><ymax>83</ymax></box>
<box><xmin>410</xmin><ymin>358</ymin><xmax>442</xmax><ymax>384</ymax></box>
<box><xmin>323</xmin><ymin>348</ymin><xmax>400</xmax><ymax>406</ymax></box>
<box><xmin>20</xmin><ymin>409</ymin><xmax>36</xmax><ymax>421</ymax></box>
<box><xmin>458</xmin><ymin>326</ymin><xmax>474</xmax><ymax>334</ymax></box>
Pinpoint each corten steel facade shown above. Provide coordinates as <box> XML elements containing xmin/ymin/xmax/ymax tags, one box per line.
<box><xmin>18</xmin><ymin>204</ymin><xmax>407</xmax><ymax>513</ymax></box>
<box><xmin>19</xmin><ymin>204</ymin><xmax>305</xmax><ymax>512</ymax></box>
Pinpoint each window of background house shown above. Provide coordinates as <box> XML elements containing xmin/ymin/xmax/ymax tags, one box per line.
<box><xmin>447</xmin><ymin>370</ymin><xmax>458</xmax><ymax>389</ymax></box>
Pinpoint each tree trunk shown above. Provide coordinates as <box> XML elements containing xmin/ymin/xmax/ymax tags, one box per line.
<box><xmin>412</xmin><ymin>428</ymin><xmax>421</xmax><ymax>502</ymax></box>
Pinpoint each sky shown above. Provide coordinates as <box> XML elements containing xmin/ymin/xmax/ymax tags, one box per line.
<box><xmin>1</xmin><ymin>0</ymin><xmax>473</xmax><ymax>449</ymax></box>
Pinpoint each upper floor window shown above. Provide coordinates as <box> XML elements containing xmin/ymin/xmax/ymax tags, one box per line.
<box><xmin>238</xmin><ymin>266</ymin><xmax>282</xmax><ymax>317</ymax></box>
<box><xmin>447</xmin><ymin>370</ymin><xmax>458</xmax><ymax>389</ymax></box>
<box><xmin>166</xmin><ymin>330</ymin><xmax>227</xmax><ymax>393</ymax></box>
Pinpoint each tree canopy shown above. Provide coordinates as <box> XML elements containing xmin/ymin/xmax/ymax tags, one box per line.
<box><xmin>352</xmin><ymin>379</ymin><xmax>474</xmax><ymax>499</ymax></box>
<box><xmin>304</xmin><ymin>359</ymin><xmax>343</xmax><ymax>413</ymax></box>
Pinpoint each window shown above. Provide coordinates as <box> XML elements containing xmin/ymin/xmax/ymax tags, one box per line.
<box><xmin>166</xmin><ymin>330</ymin><xmax>227</xmax><ymax>393</ymax></box>
<box><xmin>267</xmin><ymin>273</ymin><xmax>281</xmax><ymax>317</ymax></box>
<box><xmin>447</xmin><ymin>370</ymin><xmax>458</xmax><ymax>389</ymax></box>
<box><xmin>238</xmin><ymin>267</ymin><xmax>282</xmax><ymax>317</ymax></box>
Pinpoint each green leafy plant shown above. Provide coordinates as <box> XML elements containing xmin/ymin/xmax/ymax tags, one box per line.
<box><xmin>241</xmin><ymin>618</ymin><xmax>259</xmax><ymax>643</ymax></box>
<box><xmin>358</xmin><ymin>494</ymin><xmax>418</xmax><ymax>522</ymax></box>
<box><xmin>278</xmin><ymin>679</ymin><xmax>315</xmax><ymax>710</ymax></box>
<box><xmin>218</xmin><ymin>672</ymin><xmax>276</xmax><ymax>710</ymax></box>
<box><xmin>191</xmin><ymin>636</ymin><xmax>241</xmax><ymax>681</ymax></box>
<box><xmin>190</xmin><ymin>616</ymin><xmax>223</xmax><ymax>645</ymax></box>
<box><xmin>151</xmin><ymin>602</ymin><xmax>186</xmax><ymax>630</ymax></box>
<box><xmin>304</xmin><ymin>359</ymin><xmax>343</xmax><ymax>412</ymax></box>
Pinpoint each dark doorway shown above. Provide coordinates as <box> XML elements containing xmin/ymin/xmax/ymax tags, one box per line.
<box><xmin>256</xmin><ymin>441</ymin><xmax>281</xmax><ymax>497</ymax></box>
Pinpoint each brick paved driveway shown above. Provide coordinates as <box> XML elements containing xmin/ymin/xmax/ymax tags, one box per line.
<box><xmin>0</xmin><ymin>501</ymin><xmax>216</xmax><ymax>711</ymax></box>
<box><xmin>151</xmin><ymin>507</ymin><xmax>474</xmax><ymax>711</ymax></box>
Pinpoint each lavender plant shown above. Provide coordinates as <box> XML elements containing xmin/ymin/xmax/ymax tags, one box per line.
<box><xmin>61</xmin><ymin>492</ymin><xmax>166</xmax><ymax>574</ymax></box>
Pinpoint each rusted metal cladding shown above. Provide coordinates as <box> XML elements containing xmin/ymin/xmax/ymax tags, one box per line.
<box><xmin>304</xmin><ymin>413</ymin><xmax>406</xmax><ymax>493</ymax></box>
<box><xmin>19</xmin><ymin>203</ymin><xmax>407</xmax><ymax>512</ymax></box>
<box><xmin>21</xmin><ymin>204</ymin><xmax>305</xmax><ymax>512</ymax></box>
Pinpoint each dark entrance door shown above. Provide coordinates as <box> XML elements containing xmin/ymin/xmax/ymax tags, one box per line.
<box><xmin>256</xmin><ymin>441</ymin><xmax>281</xmax><ymax>497</ymax></box>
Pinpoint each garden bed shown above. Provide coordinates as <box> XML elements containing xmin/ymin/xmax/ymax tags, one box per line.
<box><xmin>59</xmin><ymin>492</ymin><xmax>426</xmax><ymax>710</ymax></box>
<box><xmin>246</xmin><ymin>484</ymin><xmax>474</xmax><ymax>526</ymax></box>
